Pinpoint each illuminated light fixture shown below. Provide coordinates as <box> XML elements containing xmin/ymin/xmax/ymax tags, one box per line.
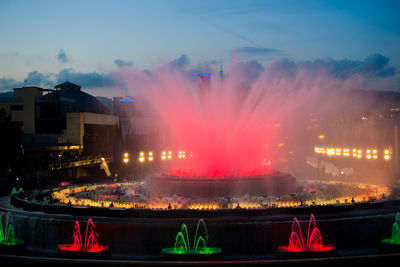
<box><xmin>197</xmin><ymin>72</ymin><xmax>213</xmax><ymax>76</ymax></box>
<box><xmin>123</xmin><ymin>152</ymin><xmax>129</xmax><ymax>164</ymax></box>
<box><xmin>353</xmin><ymin>153</ymin><xmax>357</xmax><ymax>157</ymax></box>
<box><xmin>373</xmin><ymin>149</ymin><xmax>377</xmax><ymax>154</ymax></box>
<box><xmin>149</xmin><ymin>152</ymin><xmax>153</xmax><ymax>156</ymax></box>
<box><xmin>373</xmin><ymin>155</ymin><xmax>378</xmax><ymax>159</ymax></box>
<box><xmin>383</xmin><ymin>149</ymin><xmax>391</xmax><ymax>160</ymax></box>
<box><xmin>335</xmin><ymin>148</ymin><xmax>341</xmax><ymax>156</ymax></box>
<box><xmin>318</xmin><ymin>135</ymin><xmax>325</xmax><ymax>140</ymax></box>
<box><xmin>178</xmin><ymin>150</ymin><xmax>185</xmax><ymax>159</ymax></box>
<box><xmin>161</xmin><ymin>156</ymin><xmax>166</xmax><ymax>160</ymax></box>
<box><xmin>357</xmin><ymin>149</ymin><xmax>362</xmax><ymax>159</ymax></box>
<box><xmin>138</xmin><ymin>151</ymin><xmax>145</xmax><ymax>162</ymax></box>
<box><xmin>366</xmin><ymin>149</ymin><xmax>372</xmax><ymax>160</ymax></box>
<box><xmin>148</xmin><ymin>157</ymin><xmax>153</xmax><ymax>161</ymax></box>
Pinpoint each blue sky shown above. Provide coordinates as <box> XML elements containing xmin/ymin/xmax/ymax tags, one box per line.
<box><xmin>0</xmin><ymin>0</ymin><xmax>399</xmax><ymax>96</ymax></box>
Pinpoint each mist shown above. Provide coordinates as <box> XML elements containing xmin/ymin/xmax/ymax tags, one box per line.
<box><xmin>115</xmin><ymin>55</ymin><xmax>395</xmax><ymax>185</ymax></box>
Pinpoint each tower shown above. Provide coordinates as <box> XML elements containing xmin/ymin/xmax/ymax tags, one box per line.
<box><xmin>219</xmin><ymin>57</ymin><xmax>223</xmax><ymax>80</ymax></box>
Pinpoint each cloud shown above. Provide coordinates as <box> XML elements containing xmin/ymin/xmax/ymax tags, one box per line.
<box><xmin>0</xmin><ymin>68</ymin><xmax>116</xmax><ymax>92</ymax></box>
<box><xmin>25</xmin><ymin>70</ymin><xmax>54</xmax><ymax>88</ymax></box>
<box><xmin>114</xmin><ymin>59</ymin><xmax>134</xmax><ymax>68</ymax></box>
<box><xmin>359</xmin><ymin>54</ymin><xmax>395</xmax><ymax>77</ymax></box>
<box><xmin>56</xmin><ymin>49</ymin><xmax>70</xmax><ymax>64</ymax></box>
<box><xmin>1</xmin><ymin>53</ymin><xmax>398</xmax><ymax>93</ymax></box>
<box><xmin>170</xmin><ymin>54</ymin><xmax>190</xmax><ymax>69</ymax></box>
<box><xmin>0</xmin><ymin>77</ymin><xmax>23</xmax><ymax>91</ymax></box>
<box><xmin>267</xmin><ymin>53</ymin><xmax>398</xmax><ymax>80</ymax></box>
<box><xmin>55</xmin><ymin>69</ymin><xmax>114</xmax><ymax>88</ymax></box>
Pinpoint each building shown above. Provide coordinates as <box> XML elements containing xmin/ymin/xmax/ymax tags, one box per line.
<box><xmin>0</xmin><ymin>81</ymin><xmax>119</xmax><ymax>157</ymax></box>
<box><xmin>0</xmin><ymin>86</ymin><xmax>43</xmax><ymax>134</ymax></box>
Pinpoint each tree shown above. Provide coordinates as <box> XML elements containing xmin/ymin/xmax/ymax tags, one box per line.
<box><xmin>0</xmin><ymin>108</ymin><xmax>23</xmax><ymax>195</ymax></box>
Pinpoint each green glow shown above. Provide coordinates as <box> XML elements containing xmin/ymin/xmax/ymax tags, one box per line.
<box><xmin>162</xmin><ymin>247</ymin><xmax>222</xmax><ymax>255</ymax></box>
<box><xmin>174</xmin><ymin>219</ymin><xmax>207</xmax><ymax>252</ymax></box>
<box><xmin>382</xmin><ymin>238</ymin><xmax>400</xmax><ymax>245</ymax></box>
<box><xmin>0</xmin><ymin>213</ymin><xmax>17</xmax><ymax>245</ymax></box>
<box><xmin>163</xmin><ymin>218</ymin><xmax>221</xmax><ymax>255</ymax></box>
<box><xmin>174</xmin><ymin>232</ymin><xmax>188</xmax><ymax>251</ymax></box>
<box><xmin>382</xmin><ymin>212</ymin><xmax>400</xmax><ymax>245</ymax></box>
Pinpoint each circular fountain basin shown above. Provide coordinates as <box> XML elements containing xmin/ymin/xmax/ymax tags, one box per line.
<box><xmin>147</xmin><ymin>171</ymin><xmax>296</xmax><ymax>198</ymax></box>
<box><xmin>56</xmin><ymin>244</ymin><xmax>110</xmax><ymax>259</ymax></box>
<box><xmin>0</xmin><ymin>239</ymin><xmax>25</xmax><ymax>254</ymax></box>
<box><xmin>161</xmin><ymin>247</ymin><xmax>223</xmax><ymax>260</ymax></box>
<box><xmin>276</xmin><ymin>245</ymin><xmax>337</xmax><ymax>259</ymax></box>
<box><xmin>380</xmin><ymin>239</ymin><xmax>400</xmax><ymax>253</ymax></box>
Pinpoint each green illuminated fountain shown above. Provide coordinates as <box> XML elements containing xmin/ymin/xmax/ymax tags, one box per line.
<box><xmin>0</xmin><ymin>212</ymin><xmax>25</xmax><ymax>253</ymax></box>
<box><xmin>381</xmin><ymin>212</ymin><xmax>400</xmax><ymax>252</ymax></box>
<box><xmin>161</xmin><ymin>218</ymin><xmax>222</xmax><ymax>260</ymax></box>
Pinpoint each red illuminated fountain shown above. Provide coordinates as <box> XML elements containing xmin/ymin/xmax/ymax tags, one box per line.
<box><xmin>276</xmin><ymin>214</ymin><xmax>336</xmax><ymax>258</ymax></box>
<box><xmin>119</xmin><ymin>58</ymin><xmax>330</xmax><ymax>201</ymax></box>
<box><xmin>57</xmin><ymin>218</ymin><xmax>110</xmax><ymax>258</ymax></box>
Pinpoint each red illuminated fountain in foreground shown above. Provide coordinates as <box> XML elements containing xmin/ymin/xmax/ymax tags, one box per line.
<box><xmin>276</xmin><ymin>214</ymin><xmax>336</xmax><ymax>258</ymax></box>
<box><xmin>57</xmin><ymin>218</ymin><xmax>110</xmax><ymax>258</ymax></box>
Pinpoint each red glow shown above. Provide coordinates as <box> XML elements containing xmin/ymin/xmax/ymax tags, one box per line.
<box><xmin>167</xmin><ymin>167</ymin><xmax>273</xmax><ymax>178</ymax></box>
<box><xmin>57</xmin><ymin>244</ymin><xmax>108</xmax><ymax>253</ymax></box>
<box><xmin>120</xmin><ymin>67</ymin><xmax>286</xmax><ymax>177</ymax></box>
<box><xmin>279</xmin><ymin>214</ymin><xmax>336</xmax><ymax>254</ymax></box>
<box><xmin>57</xmin><ymin>219</ymin><xmax>108</xmax><ymax>253</ymax></box>
<box><xmin>280</xmin><ymin>244</ymin><xmax>336</xmax><ymax>252</ymax></box>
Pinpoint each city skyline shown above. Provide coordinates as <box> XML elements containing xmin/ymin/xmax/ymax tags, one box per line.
<box><xmin>1</xmin><ymin>0</ymin><xmax>400</xmax><ymax>97</ymax></box>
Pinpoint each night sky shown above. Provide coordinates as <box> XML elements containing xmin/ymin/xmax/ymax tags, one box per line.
<box><xmin>1</xmin><ymin>0</ymin><xmax>399</xmax><ymax>96</ymax></box>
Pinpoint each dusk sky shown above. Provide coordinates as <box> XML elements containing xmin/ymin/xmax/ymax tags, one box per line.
<box><xmin>1</xmin><ymin>0</ymin><xmax>400</xmax><ymax>96</ymax></box>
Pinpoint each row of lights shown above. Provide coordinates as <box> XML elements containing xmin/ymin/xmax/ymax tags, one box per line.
<box><xmin>160</xmin><ymin>150</ymin><xmax>193</xmax><ymax>161</ymax></box>
<box><xmin>138</xmin><ymin>151</ymin><xmax>153</xmax><ymax>162</ymax></box>
<box><xmin>123</xmin><ymin>151</ymin><xmax>193</xmax><ymax>163</ymax></box>
<box><xmin>314</xmin><ymin>147</ymin><xmax>391</xmax><ymax>160</ymax></box>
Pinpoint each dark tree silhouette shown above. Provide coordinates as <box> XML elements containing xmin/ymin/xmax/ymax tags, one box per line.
<box><xmin>0</xmin><ymin>108</ymin><xmax>23</xmax><ymax>195</ymax></box>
